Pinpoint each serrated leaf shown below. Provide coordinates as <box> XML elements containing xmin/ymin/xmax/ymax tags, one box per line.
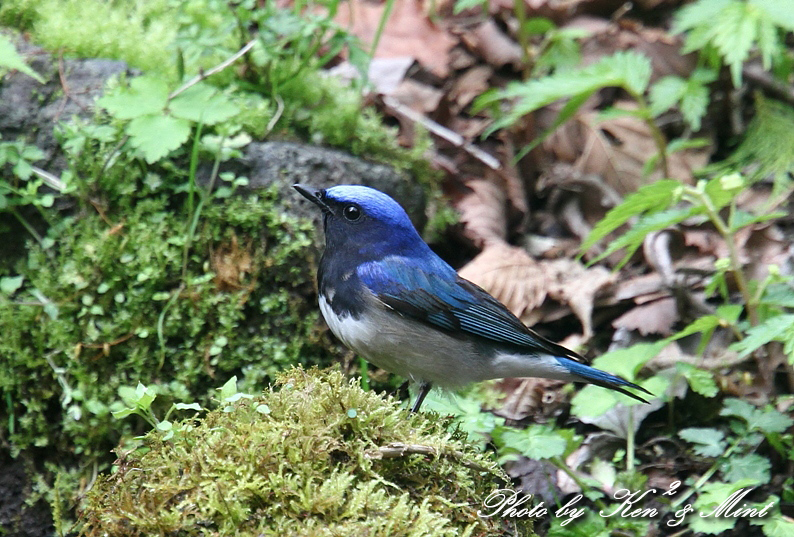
<box><xmin>679</xmin><ymin>427</ymin><xmax>726</xmax><ymax>457</ymax></box>
<box><xmin>0</xmin><ymin>34</ymin><xmax>45</xmax><ymax>83</ymax></box>
<box><xmin>759</xmin><ymin>514</ymin><xmax>794</xmax><ymax>537</ymax></box>
<box><xmin>680</xmin><ymin>80</ymin><xmax>709</xmax><ymax>131</ymax></box>
<box><xmin>477</xmin><ymin>51</ymin><xmax>652</xmax><ymax>134</ymax></box>
<box><xmin>649</xmin><ymin>76</ymin><xmax>686</xmax><ymax>116</ymax></box>
<box><xmin>721</xmin><ymin>397</ymin><xmax>794</xmax><ymax>434</ymax></box>
<box><xmin>596</xmin><ymin>206</ymin><xmax>702</xmax><ymax>268</ymax></box>
<box><xmin>126</xmin><ymin>114</ymin><xmax>191</xmax><ymax>163</ymax></box>
<box><xmin>721</xmin><ymin>453</ymin><xmax>771</xmax><ymax>483</ymax></box>
<box><xmin>730</xmin><ymin>314</ymin><xmax>794</xmax><ymax>359</ymax></box>
<box><xmin>169</xmin><ymin>83</ymin><xmax>239</xmax><ymax>125</ymax></box>
<box><xmin>498</xmin><ymin>425</ymin><xmax>567</xmax><ymax>461</ymax></box>
<box><xmin>582</xmin><ymin>179</ymin><xmax>681</xmax><ymax>252</ymax></box>
<box><xmin>677</xmin><ymin>363</ymin><xmax>719</xmax><ymax>397</ymax></box>
<box><xmin>98</xmin><ymin>76</ymin><xmax>169</xmax><ymax>119</ymax></box>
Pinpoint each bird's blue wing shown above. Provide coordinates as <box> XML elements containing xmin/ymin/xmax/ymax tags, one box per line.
<box><xmin>357</xmin><ymin>256</ymin><xmax>584</xmax><ymax>362</ymax></box>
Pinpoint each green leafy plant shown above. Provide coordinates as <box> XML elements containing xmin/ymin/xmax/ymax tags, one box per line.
<box><xmin>475</xmin><ymin>50</ymin><xmax>705</xmax><ymax>176</ymax></box>
<box><xmin>675</xmin><ymin>398</ymin><xmax>793</xmax><ymax>535</ymax></box>
<box><xmin>673</xmin><ymin>0</ymin><xmax>794</xmax><ymax>87</ymax></box>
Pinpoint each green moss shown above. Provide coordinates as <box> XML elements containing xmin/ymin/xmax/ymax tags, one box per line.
<box><xmin>1</xmin><ymin>0</ymin><xmax>177</xmax><ymax>73</ymax></box>
<box><xmin>1</xmin><ymin>187</ymin><xmax>333</xmax><ymax>461</ymax></box>
<box><xmin>80</xmin><ymin>367</ymin><xmax>532</xmax><ymax>537</ymax></box>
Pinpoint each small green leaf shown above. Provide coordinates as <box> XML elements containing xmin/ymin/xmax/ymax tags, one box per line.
<box><xmin>0</xmin><ymin>275</ymin><xmax>23</xmax><ymax>294</ymax></box>
<box><xmin>169</xmin><ymin>83</ymin><xmax>239</xmax><ymax>125</ymax></box>
<box><xmin>218</xmin><ymin>376</ymin><xmax>238</xmax><ymax>402</ymax></box>
<box><xmin>721</xmin><ymin>453</ymin><xmax>771</xmax><ymax>483</ymax></box>
<box><xmin>730</xmin><ymin>314</ymin><xmax>794</xmax><ymax>359</ymax></box>
<box><xmin>721</xmin><ymin>398</ymin><xmax>794</xmax><ymax>434</ymax></box>
<box><xmin>173</xmin><ymin>402</ymin><xmax>202</xmax><ymax>411</ymax></box>
<box><xmin>582</xmin><ymin>180</ymin><xmax>681</xmax><ymax>253</ymax></box>
<box><xmin>676</xmin><ymin>363</ymin><xmax>719</xmax><ymax>398</ymax></box>
<box><xmin>111</xmin><ymin>408</ymin><xmax>137</xmax><ymax>419</ymax></box>
<box><xmin>98</xmin><ymin>76</ymin><xmax>169</xmax><ymax>119</ymax></box>
<box><xmin>649</xmin><ymin>76</ymin><xmax>686</xmax><ymax>116</ymax></box>
<box><xmin>497</xmin><ymin>425</ymin><xmax>567</xmax><ymax>461</ymax></box>
<box><xmin>0</xmin><ymin>34</ymin><xmax>45</xmax><ymax>83</ymax></box>
<box><xmin>679</xmin><ymin>427</ymin><xmax>726</xmax><ymax>457</ymax></box>
<box><xmin>156</xmin><ymin>420</ymin><xmax>172</xmax><ymax>432</ymax></box>
<box><xmin>126</xmin><ymin>114</ymin><xmax>191</xmax><ymax>163</ymax></box>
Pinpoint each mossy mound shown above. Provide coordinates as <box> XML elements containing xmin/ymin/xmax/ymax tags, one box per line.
<box><xmin>1</xmin><ymin>188</ymin><xmax>333</xmax><ymax>461</ymax></box>
<box><xmin>79</xmin><ymin>367</ymin><xmax>532</xmax><ymax>536</ymax></box>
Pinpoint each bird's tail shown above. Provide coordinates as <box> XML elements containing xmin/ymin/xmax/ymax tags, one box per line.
<box><xmin>557</xmin><ymin>358</ymin><xmax>653</xmax><ymax>403</ymax></box>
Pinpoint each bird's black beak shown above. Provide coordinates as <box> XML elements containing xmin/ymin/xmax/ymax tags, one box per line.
<box><xmin>293</xmin><ymin>184</ymin><xmax>332</xmax><ymax>214</ymax></box>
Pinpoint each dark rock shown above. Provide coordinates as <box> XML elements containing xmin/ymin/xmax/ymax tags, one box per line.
<box><xmin>209</xmin><ymin>141</ymin><xmax>427</xmax><ymax>230</ymax></box>
<box><xmin>0</xmin><ymin>31</ymin><xmax>135</xmax><ymax>171</ymax></box>
<box><xmin>0</xmin><ymin>450</ymin><xmax>54</xmax><ymax>537</ymax></box>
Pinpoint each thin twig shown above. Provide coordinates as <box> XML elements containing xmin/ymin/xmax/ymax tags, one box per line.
<box><xmin>382</xmin><ymin>95</ymin><xmax>501</xmax><ymax>170</ymax></box>
<box><xmin>169</xmin><ymin>39</ymin><xmax>256</xmax><ymax>100</ymax></box>
<box><xmin>365</xmin><ymin>442</ymin><xmax>492</xmax><ymax>472</ymax></box>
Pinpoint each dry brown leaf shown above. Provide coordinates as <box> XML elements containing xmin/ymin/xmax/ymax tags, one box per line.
<box><xmin>448</xmin><ymin>65</ymin><xmax>493</xmax><ymax>110</ymax></box>
<box><xmin>335</xmin><ymin>0</ymin><xmax>457</xmax><ymax>78</ymax></box>
<box><xmin>573</xmin><ymin>16</ymin><xmax>696</xmax><ymax>81</ymax></box>
<box><xmin>455</xmin><ymin>178</ymin><xmax>508</xmax><ymax>246</ymax></box>
<box><xmin>390</xmin><ymin>79</ymin><xmax>444</xmax><ymax>113</ymax></box>
<box><xmin>211</xmin><ymin>235</ymin><xmax>253</xmax><ymax>291</ymax></box>
<box><xmin>545</xmin><ymin>103</ymin><xmax>711</xmax><ymax>194</ymax></box>
<box><xmin>544</xmin><ymin>258</ymin><xmax>615</xmax><ymax>340</ymax></box>
<box><xmin>612</xmin><ymin>297</ymin><xmax>678</xmax><ymax>336</ymax></box>
<box><xmin>492</xmin><ymin>377</ymin><xmax>567</xmax><ymax>421</ymax></box>
<box><xmin>459</xmin><ymin>19</ymin><xmax>522</xmax><ymax>69</ymax></box>
<box><xmin>459</xmin><ymin>242</ymin><xmax>549</xmax><ymax>319</ymax></box>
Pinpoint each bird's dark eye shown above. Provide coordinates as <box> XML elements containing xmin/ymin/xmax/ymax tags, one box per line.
<box><xmin>342</xmin><ymin>204</ymin><xmax>362</xmax><ymax>222</ymax></box>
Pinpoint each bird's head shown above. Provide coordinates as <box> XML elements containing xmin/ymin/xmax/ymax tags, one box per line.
<box><xmin>293</xmin><ymin>184</ymin><xmax>426</xmax><ymax>258</ymax></box>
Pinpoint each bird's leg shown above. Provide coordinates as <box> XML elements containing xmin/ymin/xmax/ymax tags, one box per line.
<box><xmin>411</xmin><ymin>382</ymin><xmax>432</xmax><ymax>413</ymax></box>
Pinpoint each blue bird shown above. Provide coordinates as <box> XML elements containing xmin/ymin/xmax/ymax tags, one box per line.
<box><xmin>294</xmin><ymin>184</ymin><xmax>651</xmax><ymax>412</ymax></box>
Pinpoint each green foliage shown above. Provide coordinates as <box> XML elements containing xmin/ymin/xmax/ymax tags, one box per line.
<box><xmin>0</xmin><ymin>182</ymin><xmax>333</xmax><ymax>458</ymax></box>
<box><xmin>477</xmin><ymin>50</ymin><xmax>653</xmax><ymax>136</ymax></box>
<box><xmin>649</xmin><ymin>68</ymin><xmax>716</xmax><ymax>131</ymax></box>
<box><xmin>675</xmin><ymin>398</ymin><xmax>794</xmax><ymax>535</ymax></box>
<box><xmin>674</xmin><ymin>0</ymin><xmax>794</xmax><ymax>87</ymax></box>
<box><xmin>80</xmin><ymin>367</ymin><xmax>529</xmax><ymax>537</ymax></box>
<box><xmin>98</xmin><ymin>76</ymin><xmax>238</xmax><ymax>163</ymax></box>
<box><xmin>721</xmin><ymin>95</ymin><xmax>794</xmax><ymax>180</ymax></box>
<box><xmin>0</xmin><ymin>31</ymin><xmax>44</xmax><ymax>82</ymax></box>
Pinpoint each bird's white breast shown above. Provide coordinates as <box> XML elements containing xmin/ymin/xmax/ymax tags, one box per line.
<box><xmin>318</xmin><ymin>294</ymin><xmax>379</xmax><ymax>353</ymax></box>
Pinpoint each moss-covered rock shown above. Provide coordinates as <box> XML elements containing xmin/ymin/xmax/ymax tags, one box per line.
<box><xmin>79</xmin><ymin>367</ymin><xmax>533</xmax><ymax>537</ymax></box>
<box><xmin>1</xmin><ymin>188</ymin><xmax>333</xmax><ymax>460</ymax></box>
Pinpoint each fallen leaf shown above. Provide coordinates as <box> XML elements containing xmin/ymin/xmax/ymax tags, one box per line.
<box><xmin>459</xmin><ymin>19</ymin><xmax>522</xmax><ymax>69</ymax></box>
<box><xmin>545</xmin><ymin>258</ymin><xmax>615</xmax><ymax>340</ymax></box>
<box><xmin>335</xmin><ymin>0</ymin><xmax>457</xmax><ymax>78</ymax></box>
<box><xmin>493</xmin><ymin>377</ymin><xmax>567</xmax><ymax>422</ymax></box>
<box><xmin>545</xmin><ymin>102</ymin><xmax>712</xmax><ymax>194</ymax></box>
<box><xmin>459</xmin><ymin>241</ymin><xmax>549</xmax><ymax>319</ymax></box>
<box><xmin>455</xmin><ymin>178</ymin><xmax>508</xmax><ymax>246</ymax></box>
<box><xmin>612</xmin><ymin>297</ymin><xmax>678</xmax><ymax>336</ymax></box>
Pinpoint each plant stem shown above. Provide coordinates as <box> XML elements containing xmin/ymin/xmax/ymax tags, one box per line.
<box><xmin>626</xmin><ymin>406</ymin><xmax>635</xmax><ymax>471</ymax></box>
<box><xmin>631</xmin><ymin>91</ymin><xmax>670</xmax><ymax>177</ymax></box>
<box><xmin>688</xmin><ymin>187</ymin><xmax>758</xmax><ymax>326</ymax></box>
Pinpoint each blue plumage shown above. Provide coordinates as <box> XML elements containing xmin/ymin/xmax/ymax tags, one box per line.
<box><xmin>294</xmin><ymin>184</ymin><xmax>651</xmax><ymax>412</ymax></box>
